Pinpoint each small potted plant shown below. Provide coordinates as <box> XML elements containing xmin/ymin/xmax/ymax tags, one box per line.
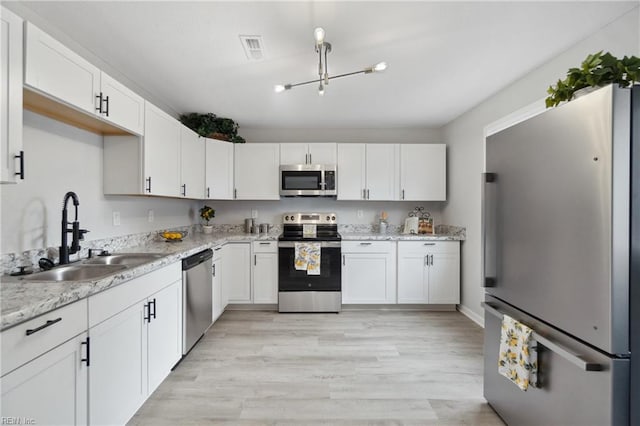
<box><xmin>199</xmin><ymin>205</ymin><xmax>215</xmax><ymax>234</ymax></box>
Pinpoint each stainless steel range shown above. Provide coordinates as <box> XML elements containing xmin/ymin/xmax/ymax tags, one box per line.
<box><xmin>278</xmin><ymin>212</ymin><xmax>341</xmax><ymax>313</ymax></box>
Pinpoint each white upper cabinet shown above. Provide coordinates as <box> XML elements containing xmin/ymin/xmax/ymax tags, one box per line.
<box><xmin>24</xmin><ymin>22</ymin><xmax>143</xmax><ymax>135</ymax></box>
<box><xmin>99</xmin><ymin>72</ymin><xmax>144</xmax><ymax>135</ymax></box>
<box><xmin>1</xmin><ymin>7</ymin><xmax>23</xmax><ymax>184</ymax></box>
<box><xmin>180</xmin><ymin>127</ymin><xmax>205</xmax><ymax>199</ymax></box>
<box><xmin>205</xmin><ymin>138</ymin><xmax>234</xmax><ymax>200</ymax></box>
<box><xmin>280</xmin><ymin>143</ymin><xmax>336</xmax><ymax>165</ymax></box>
<box><xmin>234</xmin><ymin>143</ymin><xmax>280</xmax><ymax>200</ymax></box>
<box><xmin>337</xmin><ymin>143</ymin><xmax>399</xmax><ymax>200</ymax></box>
<box><xmin>24</xmin><ymin>22</ymin><xmax>100</xmax><ymax>115</ymax></box>
<box><xmin>337</xmin><ymin>144</ymin><xmax>366</xmax><ymax>200</ymax></box>
<box><xmin>400</xmin><ymin>144</ymin><xmax>446</xmax><ymax>201</ymax></box>
<box><xmin>144</xmin><ymin>102</ymin><xmax>181</xmax><ymax>197</ymax></box>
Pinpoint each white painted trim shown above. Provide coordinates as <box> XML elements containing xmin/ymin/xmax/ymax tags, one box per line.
<box><xmin>482</xmin><ymin>98</ymin><xmax>546</xmax><ymax>172</ymax></box>
<box><xmin>457</xmin><ymin>304</ymin><xmax>484</xmax><ymax>328</ymax></box>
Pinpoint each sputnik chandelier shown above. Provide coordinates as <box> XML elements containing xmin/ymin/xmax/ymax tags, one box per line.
<box><xmin>274</xmin><ymin>27</ymin><xmax>387</xmax><ymax>96</ymax></box>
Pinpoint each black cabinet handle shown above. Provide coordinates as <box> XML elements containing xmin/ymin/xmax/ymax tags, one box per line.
<box><xmin>95</xmin><ymin>93</ymin><xmax>103</xmax><ymax>113</ymax></box>
<box><xmin>145</xmin><ymin>177</ymin><xmax>152</xmax><ymax>193</ymax></box>
<box><xmin>181</xmin><ymin>184</ymin><xmax>186</xmax><ymax>197</ymax></box>
<box><xmin>144</xmin><ymin>302</ymin><xmax>150</xmax><ymax>322</ymax></box>
<box><xmin>26</xmin><ymin>317</ymin><xmax>62</xmax><ymax>336</ymax></box>
<box><xmin>81</xmin><ymin>337</ymin><xmax>90</xmax><ymax>366</ymax></box>
<box><xmin>14</xmin><ymin>150</ymin><xmax>24</xmax><ymax>179</ymax></box>
<box><xmin>207</xmin><ymin>187</ymin><xmax>210</xmax><ymax>198</ymax></box>
<box><xmin>103</xmin><ymin>95</ymin><xmax>109</xmax><ymax>117</ymax></box>
<box><xmin>212</xmin><ymin>264</ymin><xmax>216</xmax><ymax>277</ymax></box>
<box><xmin>150</xmin><ymin>298</ymin><xmax>156</xmax><ymax>320</ymax></box>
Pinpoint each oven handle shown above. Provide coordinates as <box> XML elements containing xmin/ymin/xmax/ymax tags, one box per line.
<box><xmin>278</xmin><ymin>241</ymin><xmax>342</xmax><ymax>248</ymax></box>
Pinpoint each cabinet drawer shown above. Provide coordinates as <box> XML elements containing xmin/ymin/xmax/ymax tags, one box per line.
<box><xmin>1</xmin><ymin>299</ymin><xmax>88</xmax><ymax>376</ymax></box>
<box><xmin>89</xmin><ymin>262</ymin><xmax>181</xmax><ymax>327</ymax></box>
<box><xmin>342</xmin><ymin>241</ymin><xmax>394</xmax><ymax>254</ymax></box>
<box><xmin>252</xmin><ymin>241</ymin><xmax>277</xmax><ymax>253</ymax></box>
<box><xmin>398</xmin><ymin>241</ymin><xmax>459</xmax><ymax>254</ymax></box>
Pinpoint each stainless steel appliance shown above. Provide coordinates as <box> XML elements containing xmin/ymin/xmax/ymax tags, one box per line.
<box><xmin>182</xmin><ymin>248</ymin><xmax>213</xmax><ymax>354</ymax></box>
<box><xmin>482</xmin><ymin>84</ymin><xmax>638</xmax><ymax>425</ymax></box>
<box><xmin>279</xmin><ymin>164</ymin><xmax>337</xmax><ymax>197</ymax></box>
<box><xmin>278</xmin><ymin>212</ymin><xmax>341</xmax><ymax>312</ymax></box>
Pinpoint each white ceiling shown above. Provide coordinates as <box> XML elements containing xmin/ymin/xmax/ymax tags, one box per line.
<box><xmin>13</xmin><ymin>1</ymin><xmax>639</xmax><ymax>129</ymax></box>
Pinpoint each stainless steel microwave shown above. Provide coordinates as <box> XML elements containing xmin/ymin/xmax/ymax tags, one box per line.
<box><xmin>279</xmin><ymin>164</ymin><xmax>337</xmax><ymax>197</ymax></box>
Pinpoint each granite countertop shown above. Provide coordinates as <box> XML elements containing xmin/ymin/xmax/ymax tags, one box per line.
<box><xmin>1</xmin><ymin>231</ymin><xmax>278</xmax><ymax>331</ymax></box>
<box><xmin>1</xmin><ymin>228</ymin><xmax>464</xmax><ymax>331</ymax></box>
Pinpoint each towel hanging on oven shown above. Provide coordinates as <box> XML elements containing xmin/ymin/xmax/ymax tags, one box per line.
<box><xmin>294</xmin><ymin>242</ymin><xmax>321</xmax><ymax>275</ymax></box>
<box><xmin>498</xmin><ymin>314</ymin><xmax>538</xmax><ymax>391</ymax></box>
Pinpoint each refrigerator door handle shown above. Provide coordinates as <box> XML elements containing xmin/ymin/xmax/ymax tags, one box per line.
<box><xmin>481</xmin><ymin>172</ymin><xmax>498</xmax><ymax>287</ymax></box>
<box><xmin>482</xmin><ymin>302</ymin><xmax>603</xmax><ymax>372</ymax></box>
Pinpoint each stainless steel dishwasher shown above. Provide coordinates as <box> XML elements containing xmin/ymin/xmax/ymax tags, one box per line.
<box><xmin>182</xmin><ymin>248</ymin><xmax>213</xmax><ymax>354</ymax></box>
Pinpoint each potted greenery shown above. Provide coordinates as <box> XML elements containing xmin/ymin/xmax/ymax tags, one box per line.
<box><xmin>199</xmin><ymin>205</ymin><xmax>215</xmax><ymax>234</ymax></box>
<box><xmin>179</xmin><ymin>113</ymin><xmax>246</xmax><ymax>143</ymax></box>
<box><xmin>546</xmin><ymin>51</ymin><xmax>640</xmax><ymax>108</ymax></box>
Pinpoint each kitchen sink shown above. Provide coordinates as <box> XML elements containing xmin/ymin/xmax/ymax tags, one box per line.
<box><xmin>82</xmin><ymin>253</ymin><xmax>164</xmax><ymax>266</ymax></box>
<box><xmin>21</xmin><ymin>264</ymin><xmax>127</xmax><ymax>282</ymax></box>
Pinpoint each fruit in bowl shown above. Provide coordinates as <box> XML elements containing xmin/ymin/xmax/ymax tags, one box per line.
<box><xmin>161</xmin><ymin>230</ymin><xmax>188</xmax><ymax>242</ymax></box>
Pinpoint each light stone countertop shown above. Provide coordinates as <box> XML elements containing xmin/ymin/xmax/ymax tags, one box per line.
<box><xmin>1</xmin><ymin>228</ymin><xmax>464</xmax><ymax>330</ymax></box>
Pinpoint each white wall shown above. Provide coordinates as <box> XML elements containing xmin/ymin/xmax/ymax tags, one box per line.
<box><xmin>1</xmin><ymin>111</ymin><xmax>199</xmax><ymax>255</ymax></box>
<box><xmin>241</xmin><ymin>127</ymin><xmax>442</xmax><ymax>144</ymax></box>
<box><xmin>442</xmin><ymin>7</ymin><xmax>640</xmax><ymax>325</ymax></box>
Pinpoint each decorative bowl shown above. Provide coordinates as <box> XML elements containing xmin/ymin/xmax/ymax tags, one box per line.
<box><xmin>160</xmin><ymin>230</ymin><xmax>188</xmax><ymax>242</ymax></box>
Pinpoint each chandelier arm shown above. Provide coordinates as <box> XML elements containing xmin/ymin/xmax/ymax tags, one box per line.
<box><xmin>285</xmin><ymin>68</ymin><xmax>370</xmax><ymax>90</ymax></box>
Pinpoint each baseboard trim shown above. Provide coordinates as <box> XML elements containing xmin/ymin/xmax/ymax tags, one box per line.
<box><xmin>342</xmin><ymin>304</ymin><xmax>456</xmax><ymax>311</ymax></box>
<box><xmin>457</xmin><ymin>304</ymin><xmax>484</xmax><ymax>327</ymax></box>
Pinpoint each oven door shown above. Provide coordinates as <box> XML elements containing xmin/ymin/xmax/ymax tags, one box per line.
<box><xmin>278</xmin><ymin>241</ymin><xmax>341</xmax><ymax>292</ymax></box>
<box><xmin>280</xmin><ymin>165</ymin><xmax>324</xmax><ymax>196</ymax></box>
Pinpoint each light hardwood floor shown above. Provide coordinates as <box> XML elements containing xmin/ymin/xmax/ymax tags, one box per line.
<box><xmin>129</xmin><ymin>310</ymin><xmax>504</xmax><ymax>425</ymax></box>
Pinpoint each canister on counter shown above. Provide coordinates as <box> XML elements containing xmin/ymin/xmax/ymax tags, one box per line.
<box><xmin>244</xmin><ymin>218</ymin><xmax>254</xmax><ymax>233</ymax></box>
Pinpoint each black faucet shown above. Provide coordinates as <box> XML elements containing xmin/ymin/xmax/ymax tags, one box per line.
<box><xmin>59</xmin><ymin>191</ymin><xmax>89</xmax><ymax>265</ymax></box>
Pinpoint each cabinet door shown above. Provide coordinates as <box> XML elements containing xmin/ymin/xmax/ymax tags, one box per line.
<box><xmin>366</xmin><ymin>144</ymin><xmax>399</xmax><ymax>200</ymax></box>
<box><xmin>397</xmin><ymin>245</ymin><xmax>429</xmax><ymax>303</ymax></box>
<box><xmin>308</xmin><ymin>143</ymin><xmax>336</xmax><ymax>164</ymax></box>
<box><xmin>180</xmin><ymin>126</ymin><xmax>205</xmax><ymax>199</ymax></box>
<box><xmin>147</xmin><ymin>281</ymin><xmax>182</xmax><ymax>394</ymax></box>
<box><xmin>0</xmin><ymin>333</ymin><xmax>88</xmax><ymax>425</ymax></box>
<box><xmin>234</xmin><ymin>144</ymin><xmax>279</xmax><ymax>200</ymax></box>
<box><xmin>205</xmin><ymin>138</ymin><xmax>234</xmax><ymax>200</ymax></box>
<box><xmin>337</xmin><ymin>144</ymin><xmax>366</xmax><ymax>200</ymax></box>
<box><xmin>225</xmin><ymin>243</ymin><xmax>252</xmax><ymax>303</ymax></box>
<box><xmin>89</xmin><ymin>302</ymin><xmax>147</xmax><ymax>426</ymax></box>
<box><xmin>144</xmin><ymin>101</ymin><xmax>181</xmax><ymax>197</ymax></box>
<box><xmin>280</xmin><ymin>143</ymin><xmax>308</xmax><ymax>165</ymax></box>
<box><xmin>253</xmin><ymin>252</ymin><xmax>278</xmax><ymax>303</ymax></box>
<box><xmin>428</xmin><ymin>251</ymin><xmax>460</xmax><ymax>304</ymax></box>
<box><xmin>342</xmin><ymin>253</ymin><xmax>395</xmax><ymax>303</ymax></box>
<box><xmin>400</xmin><ymin>144</ymin><xmax>446</xmax><ymax>201</ymax></box>
<box><xmin>100</xmin><ymin>72</ymin><xmax>144</xmax><ymax>135</ymax></box>
<box><xmin>24</xmin><ymin>22</ymin><xmax>100</xmax><ymax>115</ymax></box>
<box><xmin>212</xmin><ymin>255</ymin><xmax>223</xmax><ymax>321</ymax></box>
<box><xmin>1</xmin><ymin>7</ymin><xmax>23</xmax><ymax>183</ymax></box>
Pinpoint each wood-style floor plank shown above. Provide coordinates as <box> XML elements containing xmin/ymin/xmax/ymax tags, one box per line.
<box><xmin>129</xmin><ymin>310</ymin><xmax>504</xmax><ymax>425</ymax></box>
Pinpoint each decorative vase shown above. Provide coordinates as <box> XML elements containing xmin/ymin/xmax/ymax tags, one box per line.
<box><xmin>203</xmin><ymin>225</ymin><xmax>213</xmax><ymax>234</ymax></box>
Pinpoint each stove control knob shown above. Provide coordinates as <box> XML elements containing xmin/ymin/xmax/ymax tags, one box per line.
<box><xmin>326</xmin><ymin>215</ymin><xmax>330</xmax><ymax>221</ymax></box>
<box><xmin>285</xmin><ymin>215</ymin><xmax>289</xmax><ymax>221</ymax></box>
<box><xmin>331</xmin><ymin>215</ymin><xmax>336</xmax><ymax>221</ymax></box>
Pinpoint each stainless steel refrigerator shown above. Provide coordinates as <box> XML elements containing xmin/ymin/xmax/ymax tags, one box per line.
<box><xmin>482</xmin><ymin>84</ymin><xmax>638</xmax><ymax>425</ymax></box>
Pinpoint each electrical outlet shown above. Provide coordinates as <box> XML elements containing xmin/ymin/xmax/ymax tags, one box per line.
<box><xmin>112</xmin><ymin>211</ymin><xmax>121</xmax><ymax>226</ymax></box>
<box><xmin>148</xmin><ymin>210</ymin><xmax>154</xmax><ymax>222</ymax></box>
<box><xmin>357</xmin><ymin>210</ymin><xmax>363</xmax><ymax>218</ymax></box>
<box><xmin>251</xmin><ymin>209</ymin><xmax>258</xmax><ymax>219</ymax></box>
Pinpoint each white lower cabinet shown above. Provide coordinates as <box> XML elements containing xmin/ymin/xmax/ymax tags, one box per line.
<box><xmin>212</xmin><ymin>246</ymin><xmax>224</xmax><ymax>321</ymax></box>
<box><xmin>88</xmin><ymin>262</ymin><xmax>182</xmax><ymax>425</ymax></box>
<box><xmin>397</xmin><ymin>241</ymin><xmax>460</xmax><ymax>304</ymax></box>
<box><xmin>252</xmin><ymin>241</ymin><xmax>278</xmax><ymax>304</ymax></box>
<box><xmin>341</xmin><ymin>241</ymin><xmax>396</xmax><ymax>304</ymax></box>
<box><xmin>225</xmin><ymin>243</ymin><xmax>252</xmax><ymax>303</ymax></box>
<box><xmin>0</xmin><ymin>333</ymin><xmax>88</xmax><ymax>425</ymax></box>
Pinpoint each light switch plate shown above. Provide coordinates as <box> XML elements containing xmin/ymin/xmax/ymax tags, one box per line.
<box><xmin>357</xmin><ymin>210</ymin><xmax>363</xmax><ymax>218</ymax></box>
<box><xmin>112</xmin><ymin>211</ymin><xmax>121</xmax><ymax>226</ymax></box>
<box><xmin>148</xmin><ymin>210</ymin><xmax>154</xmax><ymax>222</ymax></box>
<box><xmin>251</xmin><ymin>209</ymin><xmax>258</xmax><ymax>219</ymax></box>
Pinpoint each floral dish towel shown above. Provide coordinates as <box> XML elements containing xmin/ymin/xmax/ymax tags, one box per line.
<box><xmin>498</xmin><ymin>314</ymin><xmax>538</xmax><ymax>391</ymax></box>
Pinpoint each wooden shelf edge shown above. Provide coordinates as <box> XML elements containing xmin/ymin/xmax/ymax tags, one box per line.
<box><xmin>23</xmin><ymin>88</ymin><xmax>132</xmax><ymax>136</ymax></box>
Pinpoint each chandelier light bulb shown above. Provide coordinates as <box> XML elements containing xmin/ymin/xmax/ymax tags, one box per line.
<box><xmin>318</xmin><ymin>82</ymin><xmax>325</xmax><ymax>96</ymax></box>
<box><xmin>314</xmin><ymin>27</ymin><xmax>325</xmax><ymax>45</ymax></box>
<box><xmin>274</xmin><ymin>84</ymin><xmax>286</xmax><ymax>93</ymax></box>
<box><xmin>374</xmin><ymin>61</ymin><xmax>388</xmax><ymax>72</ymax></box>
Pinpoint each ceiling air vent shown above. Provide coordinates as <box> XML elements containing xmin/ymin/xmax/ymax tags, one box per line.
<box><xmin>239</xmin><ymin>35</ymin><xmax>265</xmax><ymax>61</ymax></box>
